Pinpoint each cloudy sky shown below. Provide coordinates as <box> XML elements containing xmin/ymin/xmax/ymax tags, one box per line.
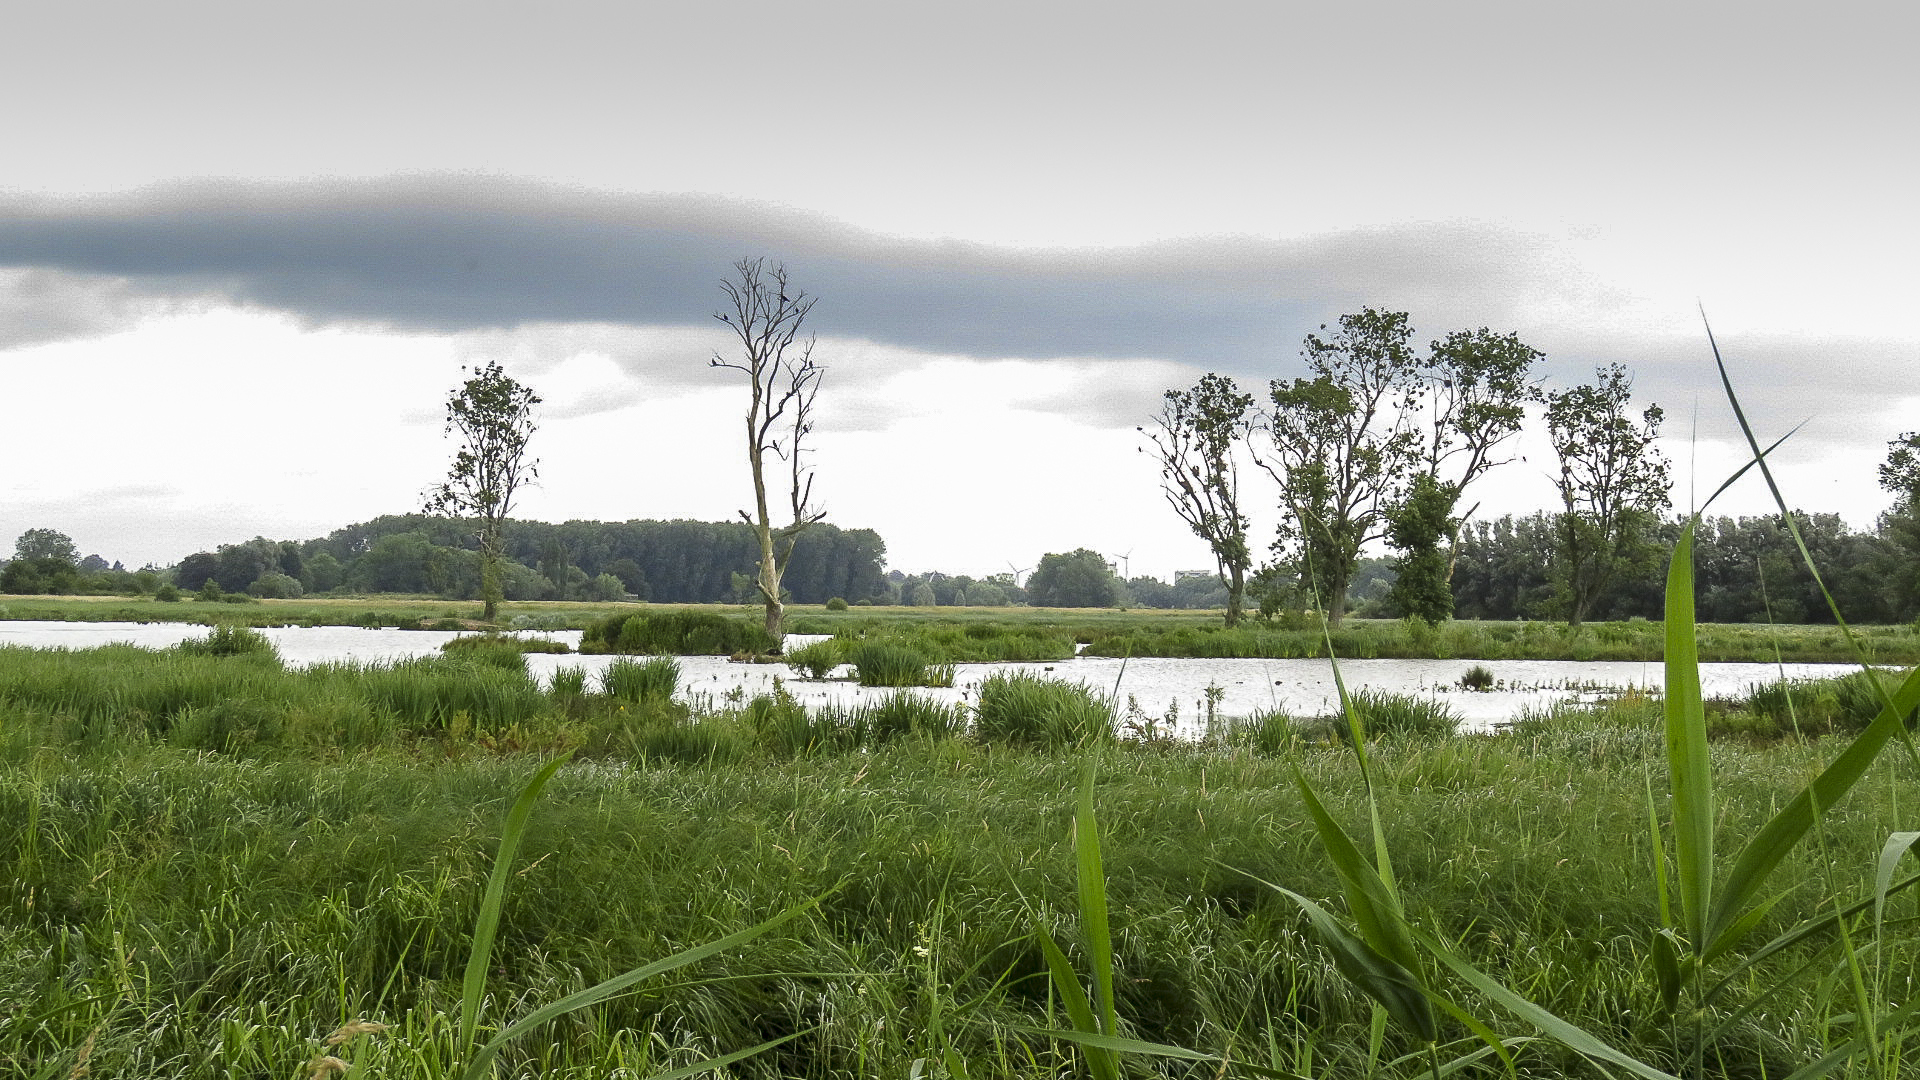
<box><xmin>4</xmin><ymin>1</ymin><xmax>1915</xmax><ymax>581</ymax></box>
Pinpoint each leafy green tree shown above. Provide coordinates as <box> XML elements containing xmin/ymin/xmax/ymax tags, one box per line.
<box><xmin>174</xmin><ymin>552</ymin><xmax>220</xmax><ymax>592</ymax></box>
<box><xmin>1026</xmin><ymin>549</ymin><xmax>1123</xmax><ymax>608</ymax></box>
<box><xmin>301</xmin><ymin>551</ymin><xmax>345</xmax><ymax>594</ymax></box>
<box><xmin>1386</xmin><ymin>327</ymin><xmax>1543</xmax><ymax>620</ymax></box>
<box><xmin>1142</xmin><ymin>372</ymin><xmax>1255</xmax><ymax>626</ymax></box>
<box><xmin>584</xmin><ymin>572</ymin><xmax>628</xmax><ymax>602</ymax></box>
<box><xmin>1259</xmin><ymin>309</ymin><xmax>1425</xmax><ymax>624</ymax></box>
<box><xmin>214</xmin><ymin>541</ymin><xmax>274</xmax><ymax>594</ymax></box>
<box><xmin>1385</xmin><ymin>473</ymin><xmax>1457</xmax><ymax>624</ymax></box>
<box><xmin>14</xmin><ymin>528</ymin><xmax>78</xmax><ymax>565</ymax></box>
<box><xmin>425</xmin><ymin>360</ymin><xmax>541</xmax><ymax>622</ymax></box>
<box><xmin>1545</xmin><ymin>363</ymin><xmax>1672</xmax><ymax>627</ymax></box>
<box><xmin>1877</xmin><ymin>431</ymin><xmax>1920</xmax><ymax>617</ymax></box>
<box><xmin>711</xmin><ymin>257</ymin><xmax>827</xmax><ymax>652</ymax></box>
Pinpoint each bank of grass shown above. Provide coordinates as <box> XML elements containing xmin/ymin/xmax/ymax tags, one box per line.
<box><xmin>2</xmin><ymin>632</ymin><xmax>1917</xmax><ymax>1077</ymax></box>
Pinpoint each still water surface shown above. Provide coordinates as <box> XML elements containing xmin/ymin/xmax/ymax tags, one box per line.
<box><xmin>3</xmin><ymin>620</ymin><xmax>1870</xmax><ymax>734</ymax></box>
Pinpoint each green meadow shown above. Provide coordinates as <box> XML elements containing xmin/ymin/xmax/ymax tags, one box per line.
<box><xmin>1</xmin><ymin>600</ymin><xmax>1917</xmax><ymax>1077</ymax></box>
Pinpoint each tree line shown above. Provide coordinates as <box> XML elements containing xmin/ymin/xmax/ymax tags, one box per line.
<box><xmin>152</xmin><ymin>516</ymin><xmax>889</xmax><ymax>607</ymax></box>
<box><xmin>1144</xmin><ymin>309</ymin><xmax>1920</xmax><ymax>628</ymax></box>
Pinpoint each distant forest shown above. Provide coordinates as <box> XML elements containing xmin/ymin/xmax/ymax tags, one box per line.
<box><xmin>166</xmin><ymin>516</ymin><xmax>891</xmax><ymax>606</ymax></box>
<box><xmin>6</xmin><ymin>507</ymin><xmax>1918</xmax><ymax>624</ymax></box>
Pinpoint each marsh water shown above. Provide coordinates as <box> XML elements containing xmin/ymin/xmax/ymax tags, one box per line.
<box><xmin>1</xmin><ymin>619</ymin><xmax>1872</xmax><ymax>734</ymax></box>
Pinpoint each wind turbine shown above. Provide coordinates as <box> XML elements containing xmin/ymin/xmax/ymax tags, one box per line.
<box><xmin>1004</xmin><ymin>561</ymin><xmax>1031</xmax><ymax>588</ymax></box>
<box><xmin>1107</xmin><ymin>549</ymin><xmax>1134</xmax><ymax>580</ymax></box>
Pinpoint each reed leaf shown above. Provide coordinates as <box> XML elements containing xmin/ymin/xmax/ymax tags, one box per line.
<box><xmin>460</xmin><ymin>899</ymin><xmax>826</xmax><ymax>1080</ymax></box>
<box><xmin>1416</xmin><ymin>930</ymin><xmax>1682</xmax><ymax>1080</ymax></box>
<box><xmin>1664</xmin><ymin>521</ymin><xmax>1714</xmax><ymax>949</ymax></box>
<box><xmin>460</xmin><ymin>753</ymin><xmax>572</xmax><ymax>1053</ymax></box>
<box><xmin>1072</xmin><ymin>762</ymin><xmax>1118</xmax><ymax>1043</ymax></box>
<box><xmin>1707</xmin><ymin>666</ymin><xmax>1920</xmax><ymax>961</ymax></box>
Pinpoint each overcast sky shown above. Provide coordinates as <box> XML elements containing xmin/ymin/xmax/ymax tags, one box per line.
<box><xmin>4</xmin><ymin>1</ymin><xmax>1915</xmax><ymax>581</ymax></box>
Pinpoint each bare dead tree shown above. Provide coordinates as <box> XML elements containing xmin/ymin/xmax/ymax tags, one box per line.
<box><xmin>710</xmin><ymin>257</ymin><xmax>826</xmax><ymax>650</ymax></box>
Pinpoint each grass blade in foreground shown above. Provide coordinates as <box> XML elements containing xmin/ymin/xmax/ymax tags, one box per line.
<box><xmin>1664</xmin><ymin>522</ymin><xmax>1713</xmax><ymax>951</ymax></box>
<box><xmin>461</xmin><ymin>753</ymin><xmax>572</xmax><ymax>1052</ymax></box>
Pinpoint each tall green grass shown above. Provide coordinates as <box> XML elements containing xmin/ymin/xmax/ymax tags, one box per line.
<box><xmin>972</xmin><ymin>672</ymin><xmax>1114</xmax><ymax>748</ymax></box>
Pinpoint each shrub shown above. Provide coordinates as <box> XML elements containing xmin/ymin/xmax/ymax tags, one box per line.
<box><xmin>154</xmin><ymin>583</ymin><xmax>182</xmax><ymax>602</ymax></box>
<box><xmin>972</xmin><ymin>671</ymin><xmax>1114</xmax><ymax>748</ymax></box>
<box><xmin>825</xmin><ymin>596</ymin><xmax>849</xmax><ymax>611</ymax></box>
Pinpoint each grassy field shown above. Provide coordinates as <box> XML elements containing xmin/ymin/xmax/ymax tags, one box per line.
<box><xmin>1</xmin><ymin>619</ymin><xmax>1917</xmax><ymax>1078</ymax></box>
<box><xmin>6</xmin><ymin>592</ymin><xmax>1919</xmax><ymax>663</ymax></box>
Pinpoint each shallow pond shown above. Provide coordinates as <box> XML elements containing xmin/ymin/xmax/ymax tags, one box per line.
<box><xmin>0</xmin><ymin>620</ymin><xmax>1874</xmax><ymax>734</ymax></box>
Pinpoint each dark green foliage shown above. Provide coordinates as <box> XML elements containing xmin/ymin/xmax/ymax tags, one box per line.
<box><xmin>153</xmin><ymin>583</ymin><xmax>181</xmax><ymax>602</ymax></box>
<box><xmin>1025</xmin><ymin>548</ymin><xmax>1123</xmax><ymax>608</ymax></box>
<box><xmin>1384</xmin><ymin>473</ymin><xmax>1457</xmax><ymax>625</ymax></box>
<box><xmin>1458</xmin><ymin>664</ymin><xmax>1495</xmax><ymax>691</ymax></box>
<box><xmin>0</xmin><ymin>556</ymin><xmax>80</xmax><ymax>595</ymax></box>
<box><xmin>972</xmin><ymin>671</ymin><xmax>1114</xmax><ymax>747</ymax></box>
<box><xmin>825</xmin><ymin>596</ymin><xmax>849</xmax><ymax>611</ymax></box>
<box><xmin>581</xmin><ymin>610</ymin><xmax>776</xmax><ymax>656</ymax></box>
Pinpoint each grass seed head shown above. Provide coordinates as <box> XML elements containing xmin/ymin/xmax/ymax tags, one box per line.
<box><xmin>324</xmin><ymin>1020</ymin><xmax>389</xmax><ymax>1046</ymax></box>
